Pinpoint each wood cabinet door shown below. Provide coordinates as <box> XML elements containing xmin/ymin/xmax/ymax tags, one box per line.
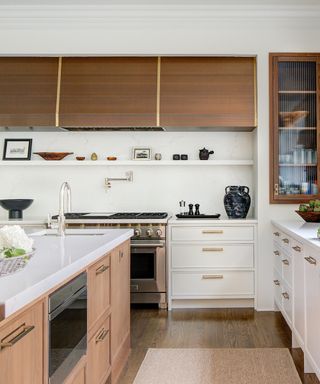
<box><xmin>0</xmin><ymin>57</ymin><xmax>59</xmax><ymax>126</ymax></box>
<box><xmin>59</xmin><ymin>57</ymin><xmax>158</xmax><ymax>127</ymax></box>
<box><xmin>0</xmin><ymin>301</ymin><xmax>44</xmax><ymax>384</ymax></box>
<box><xmin>111</xmin><ymin>240</ymin><xmax>130</xmax><ymax>361</ymax></box>
<box><xmin>87</xmin><ymin>315</ymin><xmax>111</xmax><ymax>384</ymax></box>
<box><xmin>88</xmin><ymin>253</ymin><xmax>111</xmax><ymax>331</ymax></box>
<box><xmin>160</xmin><ymin>57</ymin><xmax>256</xmax><ymax>129</ymax></box>
<box><xmin>304</xmin><ymin>247</ymin><xmax>320</xmax><ymax>374</ymax></box>
<box><xmin>64</xmin><ymin>356</ymin><xmax>86</xmax><ymax>384</ymax></box>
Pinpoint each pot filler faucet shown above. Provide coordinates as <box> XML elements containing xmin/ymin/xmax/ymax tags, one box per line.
<box><xmin>57</xmin><ymin>182</ymin><xmax>72</xmax><ymax>236</ymax></box>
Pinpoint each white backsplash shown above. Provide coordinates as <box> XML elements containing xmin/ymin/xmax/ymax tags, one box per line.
<box><xmin>0</xmin><ymin>131</ymin><xmax>254</xmax><ymax>219</ymax></box>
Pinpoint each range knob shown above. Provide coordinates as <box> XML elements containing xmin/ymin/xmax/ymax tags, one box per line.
<box><xmin>155</xmin><ymin>229</ymin><xmax>162</xmax><ymax>237</ymax></box>
<box><xmin>134</xmin><ymin>228</ymin><xmax>141</xmax><ymax>237</ymax></box>
<box><xmin>146</xmin><ymin>228</ymin><xmax>153</xmax><ymax>237</ymax></box>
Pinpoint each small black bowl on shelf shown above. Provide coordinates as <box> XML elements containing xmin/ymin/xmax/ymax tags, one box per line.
<box><xmin>0</xmin><ymin>199</ymin><xmax>34</xmax><ymax>219</ymax></box>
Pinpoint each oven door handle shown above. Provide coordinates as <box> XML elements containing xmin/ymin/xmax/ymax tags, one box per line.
<box><xmin>49</xmin><ymin>286</ymin><xmax>87</xmax><ymax>321</ymax></box>
<box><xmin>131</xmin><ymin>243</ymin><xmax>164</xmax><ymax>248</ymax></box>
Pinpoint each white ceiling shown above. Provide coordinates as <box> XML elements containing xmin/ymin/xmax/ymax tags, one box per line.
<box><xmin>1</xmin><ymin>0</ymin><xmax>319</xmax><ymax>5</ymax></box>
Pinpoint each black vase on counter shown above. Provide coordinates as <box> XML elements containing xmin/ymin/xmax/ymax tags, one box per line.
<box><xmin>223</xmin><ymin>186</ymin><xmax>251</xmax><ymax>219</ymax></box>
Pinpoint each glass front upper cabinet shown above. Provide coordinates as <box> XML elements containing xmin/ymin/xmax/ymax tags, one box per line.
<box><xmin>270</xmin><ymin>54</ymin><xmax>320</xmax><ymax>203</ymax></box>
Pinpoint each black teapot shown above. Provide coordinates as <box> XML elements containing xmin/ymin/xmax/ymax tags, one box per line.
<box><xmin>199</xmin><ymin>148</ymin><xmax>214</xmax><ymax>160</ymax></box>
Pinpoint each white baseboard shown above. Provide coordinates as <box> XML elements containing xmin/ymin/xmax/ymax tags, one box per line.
<box><xmin>170</xmin><ymin>298</ymin><xmax>254</xmax><ymax>309</ymax></box>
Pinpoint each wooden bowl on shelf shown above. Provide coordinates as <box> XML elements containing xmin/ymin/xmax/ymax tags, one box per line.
<box><xmin>33</xmin><ymin>152</ymin><xmax>74</xmax><ymax>161</ymax></box>
<box><xmin>279</xmin><ymin>111</ymin><xmax>309</xmax><ymax>127</ymax></box>
<box><xmin>295</xmin><ymin>210</ymin><xmax>320</xmax><ymax>222</ymax></box>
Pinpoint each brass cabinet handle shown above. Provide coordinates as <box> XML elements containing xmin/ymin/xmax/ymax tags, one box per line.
<box><xmin>305</xmin><ymin>256</ymin><xmax>317</xmax><ymax>265</ymax></box>
<box><xmin>273</xmin><ymin>250</ymin><xmax>280</xmax><ymax>256</ymax></box>
<box><xmin>119</xmin><ymin>250</ymin><xmax>124</xmax><ymax>261</ymax></box>
<box><xmin>95</xmin><ymin>264</ymin><xmax>109</xmax><ymax>275</ymax></box>
<box><xmin>202</xmin><ymin>274</ymin><xmax>224</xmax><ymax>279</ymax></box>
<box><xmin>95</xmin><ymin>328</ymin><xmax>109</xmax><ymax>343</ymax></box>
<box><xmin>273</xmin><ymin>232</ymin><xmax>280</xmax><ymax>237</ymax></box>
<box><xmin>273</xmin><ymin>279</ymin><xmax>280</xmax><ymax>286</ymax></box>
<box><xmin>281</xmin><ymin>259</ymin><xmax>289</xmax><ymax>266</ymax></box>
<box><xmin>292</xmin><ymin>246</ymin><xmax>302</xmax><ymax>252</ymax></box>
<box><xmin>282</xmin><ymin>292</ymin><xmax>290</xmax><ymax>300</ymax></box>
<box><xmin>202</xmin><ymin>230</ymin><xmax>224</xmax><ymax>234</ymax></box>
<box><xmin>202</xmin><ymin>247</ymin><xmax>224</xmax><ymax>252</ymax></box>
<box><xmin>282</xmin><ymin>238</ymin><xmax>289</xmax><ymax>244</ymax></box>
<box><xmin>0</xmin><ymin>324</ymin><xmax>35</xmax><ymax>350</ymax></box>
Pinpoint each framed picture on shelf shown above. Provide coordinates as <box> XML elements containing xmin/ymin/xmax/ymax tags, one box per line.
<box><xmin>2</xmin><ymin>139</ymin><xmax>32</xmax><ymax>160</ymax></box>
<box><xmin>132</xmin><ymin>147</ymin><xmax>152</xmax><ymax>161</ymax></box>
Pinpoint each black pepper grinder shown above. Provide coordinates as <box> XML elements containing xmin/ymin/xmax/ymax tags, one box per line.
<box><xmin>195</xmin><ymin>204</ymin><xmax>200</xmax><ymax>215</ymax></box>
<box><xmin>188</xmin><ymin>204</ymin><xmax>194</xmax><ymax>216</ymax></box>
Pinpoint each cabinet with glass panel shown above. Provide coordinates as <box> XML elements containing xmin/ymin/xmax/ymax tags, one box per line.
<box><xmin>270</xmin><ymin>54</ymin><xmax>320</xmax><ymax>203</ymax></box>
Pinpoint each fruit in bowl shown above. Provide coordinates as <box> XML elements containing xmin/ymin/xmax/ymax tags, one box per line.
<box><xmin>296</xmin><ymin>200</ymin><xmax>320</xmax><ymax>222</ymax></box>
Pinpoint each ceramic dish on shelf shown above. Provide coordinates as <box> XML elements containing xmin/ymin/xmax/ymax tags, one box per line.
<box><xmin>295</xmin><ymin>210</ymin><xmax>320</xmax><ymax>222</ymax></box>
<box><xmin>279</xmin><ymin>111</ymin><xmax>309</xmax><ymax>127</ymax></box>
<box><xmin>33</xmin><ymin>152</ymin><xmax>74</xmax><ymax>161</ymax></box>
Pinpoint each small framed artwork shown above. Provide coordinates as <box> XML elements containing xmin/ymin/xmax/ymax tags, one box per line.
<box><xmin>2</xmin><ymin>139</ymin><xmax>33</xmax><ymax>160</ymax></box>
<box><xmin>132</xmin><ymin>147</ymin><xmax>152</xmax><ymax>161</ymax></box>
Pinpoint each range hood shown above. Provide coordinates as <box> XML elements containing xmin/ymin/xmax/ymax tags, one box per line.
<box><xmin>0</xmin><ymin>126</ymin><xmax>254</xmax><ymax>132</ymax></box>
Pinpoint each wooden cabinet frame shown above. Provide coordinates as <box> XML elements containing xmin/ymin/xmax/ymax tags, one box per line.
<box><xmin>269</xmin><ymin>53</ymin><xmax>320</xmax><ymax>204</ymax></box>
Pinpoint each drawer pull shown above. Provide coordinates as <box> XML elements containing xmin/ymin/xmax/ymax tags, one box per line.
<box><xmin>305</xmin><ymin>256</ymin><xmax>317</xmax><ymax>265</ymax></box>
<box><xmin>202</xmin><ymin>230</ymin><xmax>223</xmax><ymax>234</ymax></box>
<box><xmin>292</xmin><ymin>246</ymin><xmax>301</xmax><ymax>252</ymax></box>
<box><xmin>0</xmin><ymin>324</ymin><xmax>35</xmax><ymax>350</ymax></box>
<box><xmin>282</xmin><ymin>238</ymin><xmax>289</xmax><ymax>244</ymax></box>
<box><xmin>282</xmin><ymin>292</ymin><xmax>289</xmax><ymax>300</ymax></box>
<box><xmin>202</xmin><ymin>274</ymin><xmax>224</xmax><ymax>279</ymax></box>
<box><xmin>202</xmin><ymin>247</ymin><xmax>224</xmax><ymax>252</ymax></box>
<box><xmin>273</xmin><ymin>250</ymin><xmax>280</xmax><ymax>256</ymax></box>
<box><xmin>273</xmin><ymin>232</ymin><xmax>280</xmax><ymax>237</ymax></box>
<box><xmin>95</xmin><ymin>264</ymin><xmax>109</xmax><ymax>275</ymax></box>
<box><xmin>281</xmin><ymin>259</ymin><xmax>289</xmax><ymax>266</ymax></box>
<box><xmin>95</xmin><ymin>328</ymin><xmax>109</xmax><ymax>343</ymax></box>
<box><xmin>273</xmin><ymin>279</ymin><xmax>280</xmax><ymax>286</ymax></box>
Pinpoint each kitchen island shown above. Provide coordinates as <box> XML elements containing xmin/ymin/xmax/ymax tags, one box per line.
<box><xmin>0</xmin><ymin>228</ymin><xmax>133</xmax><ymax>384</ymax></box>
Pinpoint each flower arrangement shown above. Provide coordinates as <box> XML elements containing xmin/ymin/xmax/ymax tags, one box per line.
<box><xmin>0</xmin><ymin>225</ymin><xmax>34</xmax><ymax>259</ymax></box>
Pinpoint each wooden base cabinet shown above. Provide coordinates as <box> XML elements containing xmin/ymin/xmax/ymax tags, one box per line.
<box><xmin>87</xmin><ymin>316</ymin><xmax>111</xmax><ymax>384</ymax></box>
<box><xmin>0</xmin><ymin>301</ymin><xmax>44</xmax><ymax>384</ymax></box>
<box><xmin>111</xmin><ymin>241</ymin><xmax>131</xmax><ymax>383</ymax></box>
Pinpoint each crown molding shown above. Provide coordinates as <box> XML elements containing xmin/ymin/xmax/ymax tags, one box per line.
<box><xmin>0</xmin><ymin>4</ymin><xmax>320</xmax><ymax>26</ymax></box>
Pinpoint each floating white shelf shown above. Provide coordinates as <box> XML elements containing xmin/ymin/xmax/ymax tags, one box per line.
<box><xmin>0</xmin><ymin>160</ymin><xmax>254</xmax><ymax>167</ymax></box>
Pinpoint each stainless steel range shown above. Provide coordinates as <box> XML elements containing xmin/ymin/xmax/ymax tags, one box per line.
<box><xmin>50</xmin><ymin>211</ymin><xmax>169</xmax><ymax>309</ymax></box>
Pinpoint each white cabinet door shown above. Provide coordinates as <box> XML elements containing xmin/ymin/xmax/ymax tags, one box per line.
<box><xmin>292</xmin><ymin>240</ymin><xmax>304</xmax><ymax>347</ymax></box>
<box><xmin>304</xmin><ymin>246</ymin><xmax>320</xmax><ymax>377</ymax></box>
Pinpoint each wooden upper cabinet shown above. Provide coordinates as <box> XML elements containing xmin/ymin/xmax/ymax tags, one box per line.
<box><xmin>0</xmin><ymin>57</ymin><xmax>59</xmax><ymax>126</ymax></box>
<box><xmin>59</xmin><ymin>57</ymin><xmax>158</xmax><ymax>127</ymax></box>
<box><xmin>160</xmin><ymin>57</ymin><xmax>257</xmax><ymax>129</ymax></box>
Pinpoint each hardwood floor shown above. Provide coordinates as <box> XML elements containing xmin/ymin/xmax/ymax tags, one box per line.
<box><xmin>117</xmin><ymin>307</ymin><xmax>319</xmax><ymax>384</ymax></box>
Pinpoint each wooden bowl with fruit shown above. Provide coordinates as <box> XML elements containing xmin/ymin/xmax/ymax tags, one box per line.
<box><xmin>296</xmin><ymin>200</ymin><xmax>320</xmax><ymax>222</ymax></box>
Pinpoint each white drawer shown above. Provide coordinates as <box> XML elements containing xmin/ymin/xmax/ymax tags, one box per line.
<box><xmin>171</xmin><ymin>226</ymin><xmax>254</xmax><ymax>242</ymax></box>
<box><xmin>272</xmin><ymin>228</ymin><xmax>282</xmax><ymax>245</ymax></box>
<box><xmin>172</xmin><ymin>271</ymin><xmax>254</xmax><ymax>297</ymax></box>
<box><xmin>282</xmin><ymin>283</ymin><xmax>292</xmax><ymax>326</ymax></box>
<box><xmin>280</xmin><ymin>233</ymin><xmax>292</xmax><ymax>252</ymax></box>
<box><xmin>273</xmin><ymin>243</ymin><xmax>282</xmax><ymax>275</ymax></box>
<box><xmin>171</xmin><ymin>243</ymin><xmax>254</xmax><ymax>269</ymax></box>
<box><xmin>273</xmin><ymin>269</ymin><xmax>282</xmax><ymax>308</ymax></box>
<box><xmin>281</xmin><ymin>252</ymin><xmax>292</xmax><ymax>288</ymax></box>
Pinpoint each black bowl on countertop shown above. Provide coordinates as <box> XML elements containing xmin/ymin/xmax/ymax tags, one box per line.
<box><xmin>0</xmin><ymin>199</ymin><xmax>34</xmax><ymax>219</ymax></box>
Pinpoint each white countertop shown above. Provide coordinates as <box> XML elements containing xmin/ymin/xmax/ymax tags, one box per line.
<box><xmin>168</xmin><ymin>217</ymin><xmax>257</xmax><ymax>225</ymax></box>
<box><xmin>0</xmin><ymin>228</ymin><xmax>133</xmax><ymax>321</ymax></box>
<box><xmin>271</xmin><ymin>220</ymin><xmax>320</xmax><ymax>252</ymax></box>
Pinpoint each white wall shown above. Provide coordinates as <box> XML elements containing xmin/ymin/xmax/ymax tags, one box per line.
<box><xmin>0</xmin><ymin>131</ymin><xmax>254</xmax><ymax>216</ymax></box>
<box><xmin>0</xmin><ymin>2</ymin><xmax>320</xmax><ymax>310</ymax></box>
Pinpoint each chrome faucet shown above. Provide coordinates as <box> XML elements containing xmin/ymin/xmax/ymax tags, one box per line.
<box><xmin>57</xmin><ymin>182</ymin><xmax>72</xmax><ymax>236</ymax></box>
